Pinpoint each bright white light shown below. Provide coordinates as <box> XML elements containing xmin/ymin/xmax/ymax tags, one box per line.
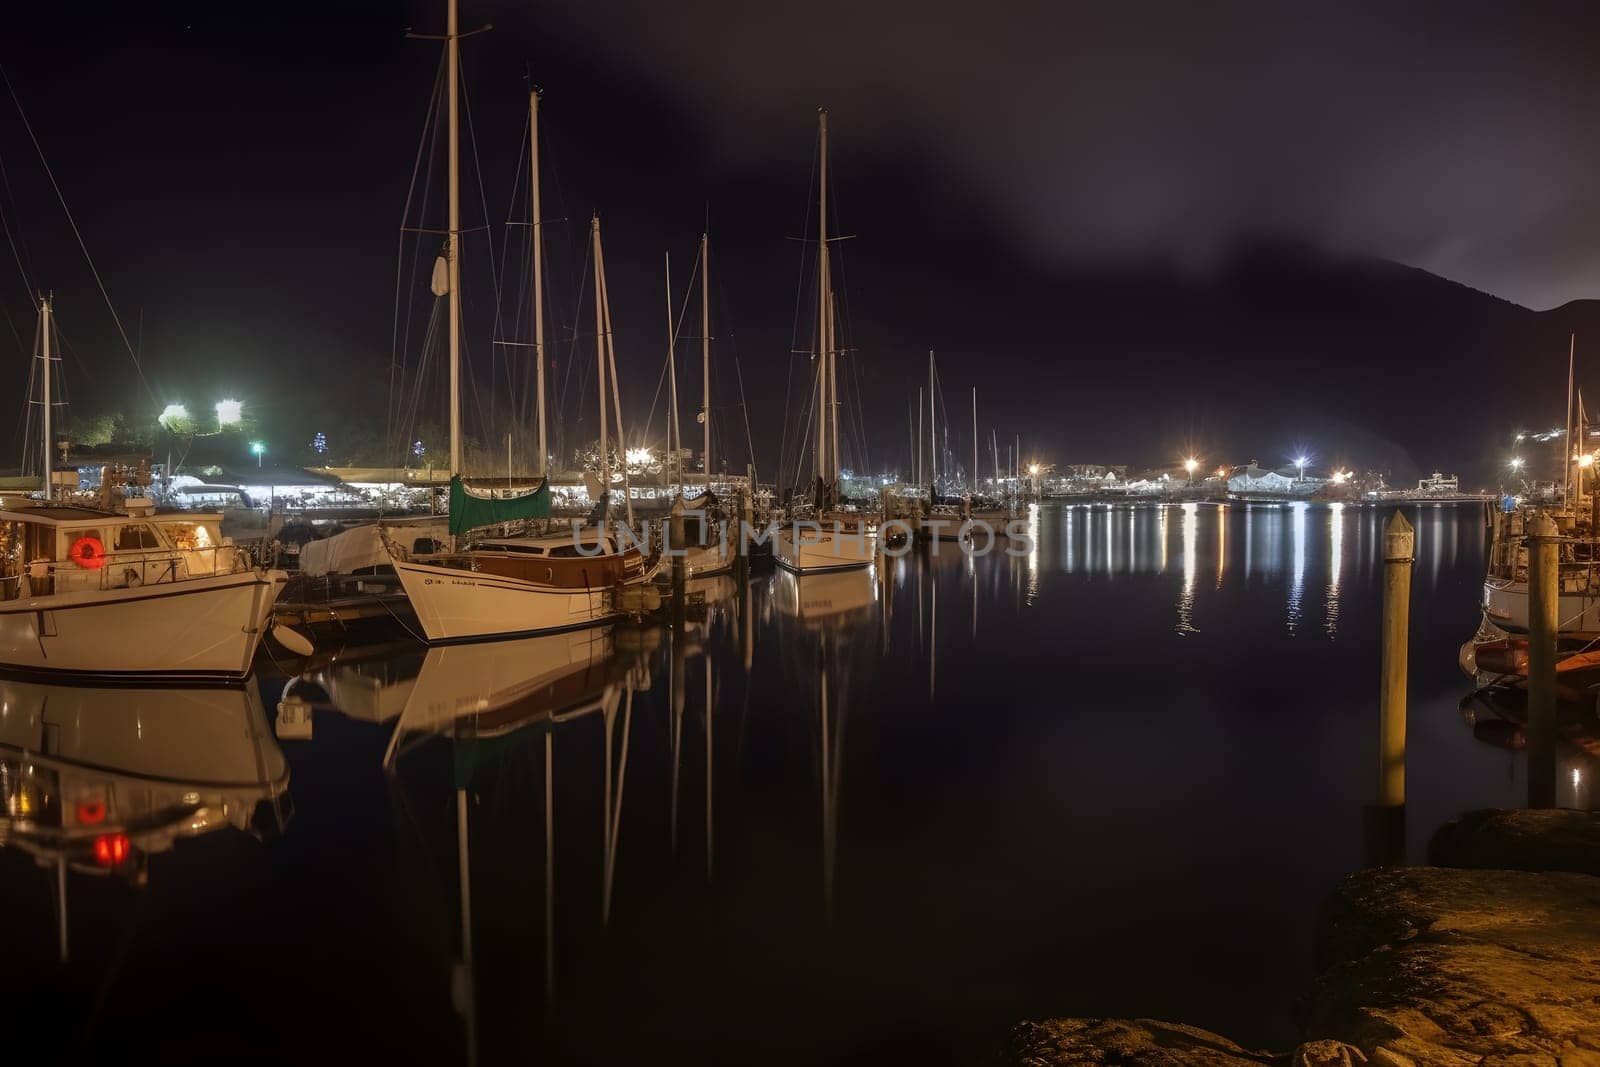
<box><xmin>1028</xmin><ymin>463</ymin><xmax>1040</xmax><ymax>476</ymax></box>
<box><xmin>1510</xmin><ymin>457</ymin><xmax>1525</xmax><ymax>471</ymax></box>
<box><xmin>1184</xmin><ymin>457</ymin><xmax>1198</xmax><ymax>474</ymax></box>
<box><xmin>215</xmin><ymin>399</ymin><xmax>243</xmax><ymax>427</ymax></box>
<box><xmin>1294</xmin><ymin>456</ymin><xmax>1308</xmax><ymax>470</ymax></box>
<box><xmin>1332</xmin><ymin>470</ymin><xmax>1349</xmax><ymax>484</ymax></box>
<box><xmin>1581</xmin><ymin>453</ymin><xmax>1596</xmax><ymax>470</ymax></box>
<box><xmin>625</xmin><ymin>447</ymin><xmax>654</xmax><ymax>466</ymax></box>
<box><xmin>250</xmin><ymin>441</ymin><xmax>266</xmax><ymax>456</ymax></box>
<box><xmin>158</xmin><ymin>403</ymin><xmax>189</xmax><ymax>430</ymax></box>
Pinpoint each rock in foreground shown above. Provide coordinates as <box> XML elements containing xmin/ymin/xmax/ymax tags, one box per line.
<box><xmin>1001</xmin><ymin>1018</ymin><xmax>1278</xmax><ymax>1066</ymax></box>
<box><xmin>1307</xmin><ymin>866</ymin><xmax>1600</xmax><ymax>1064</ymax></box>
<box><xmin>1427</xmin><ymin>807</ymin><xmax>1600</xmax><ymax>876</ymax></box>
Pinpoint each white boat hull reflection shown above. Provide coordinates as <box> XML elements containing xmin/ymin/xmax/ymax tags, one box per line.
<box><xmin>771</xmin><ymin>565</ymin><xmax>878</xmax><ymax>625</ymax></box>
<box><xmin>390</xmin><ymin>626</ymin><xmax>619</xmax><ymax>742</ymax></box>
<box><xmin>0</xmin><ymin>677</ymin><xmax>289</xmax><ymax>855</ymax></box>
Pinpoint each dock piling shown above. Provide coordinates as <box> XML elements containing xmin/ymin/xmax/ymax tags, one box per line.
<box><xmin>1379</xmin><ymin>510</ymin><xmax>1413</xmax><ymax>809</ymax></box>
<box><xmin>670</xmin><ymin>497</ymin><xmax>686</xmax><ymax>602</ymax></box>
<box><xmin>1527</xmin><ymin>511</ymin><xmax>1559</xmax><ymax>808</ymax></box>
<box><xmin>1365</xmin><ymin>509</ymin><xmax>1413</xmax><ymax>867</ymax></box>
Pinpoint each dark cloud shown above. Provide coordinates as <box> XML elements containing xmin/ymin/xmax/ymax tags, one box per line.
<box><xmin>527</xmin><ymin>0</ymin><xmax>1600</xmax><ymax>309</ymax></box>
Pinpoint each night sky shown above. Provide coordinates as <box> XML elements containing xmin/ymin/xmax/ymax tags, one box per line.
<box><xmin>5</xmin><ymin>1</ymin><xmax>1600</xmax><ymax>485</ymax></box>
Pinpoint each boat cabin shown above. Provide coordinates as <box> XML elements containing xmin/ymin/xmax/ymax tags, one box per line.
<box><xmin>0</xmin><ymin>506</ymin><xmax>240</xmax><ymax>601</ymax></box>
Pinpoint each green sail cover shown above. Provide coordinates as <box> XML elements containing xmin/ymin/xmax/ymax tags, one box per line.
<box><xmin>449</xmin><ymin>475</ymin><xmax>551</xmax><ymax>535</ymax></box>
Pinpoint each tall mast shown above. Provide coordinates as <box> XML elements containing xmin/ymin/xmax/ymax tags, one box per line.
<box><xmin>971</xmin><ymin>388</ymin><xmax>977</xmax><ymax>497</ymax></box>
<box><xmin>530</xmin><ymin>87</ymin><xmax>547</xmax><ymax>478</ymax></box>
<box><xmin>39</xmin><ymin>295</ymin><xmax>52</xmax><ymax>499</ymax></box>
<box><xmin>447</xmin><ymin>0</ymin><xmax>462</xmax><ymax>476</ymax></box>
<box><xmin>665</xmin><ymin>252</ymin><xmax>680</xmax><ymax>490</ymax></box>
<box><xmin>916</xmin><ymin>389</ymin><xmax>923</xmax><ymax>485</ymax></box>
<box><xmin>1566</xmin><ymin>333</ymin><xmax>1576</xmax><ymax>505</ymax></box>
<box><xmin>593</xmin><ymin>216</ymin><xmax>608</xmax><ymax>510</ymax></box>
<box><xmin>828</xmin><ymin>288</ymin><xmax>840</xmax><ymax>484</ymax></box>
<box><xmin>596</xmin><ymin>232</ymin><xmax>634</xmax><ymax>526</ymax></box>
<box><xmin>814</xmin><ymin>108</ymin><xmax>829</xmax><ymax>493</ymax></box>
<box><xmin>701</xmin><ymin>231</ymin><xmax>712</xmax><ymax>487</ymax></box>
<box><xmin>928</xmin><ymin>351</ymin><xmax>936</xmax><ymax>491</ymax></box>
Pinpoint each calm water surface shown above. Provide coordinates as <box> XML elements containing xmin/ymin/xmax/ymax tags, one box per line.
<box><xmin>4</xmin><ymin>502</ymin><xmax>1575</xmax><ymax>1063</ymax></box>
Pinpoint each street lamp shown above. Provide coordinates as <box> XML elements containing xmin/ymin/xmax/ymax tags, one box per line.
<box><xmin>216</xmin><ymin>399</ymin><xmax>243</xmax><ymax>428</ymax></box>
<box><xmin>1184</xmin><ymin>456</ymin><xmax>1198</xmax><ymax>485</ymax></box>
<box><xmin>158</xmin><ymin>403</ymin><xmax>190</xmax><ymax>432</ymax></box>
<box><xmin>251</xmin><ymin>440</ymin><xmax>265</xmax><ymax>468</ymax></box>
<box><xmin>1293</xmin><ymin>455</ymin><xmax>1309</xmax><ymax>481</ymax></box>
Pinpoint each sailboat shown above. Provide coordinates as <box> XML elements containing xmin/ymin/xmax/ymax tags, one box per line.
<box><xmin>967</xmin><ymin>387</ymin><xmax>1013</xmax><ymax>532</ymax></box>
<box><xmin>921</xmin><ymin>351</ymin><xmax>966</xmax><ymax>541</ymax></box>
<box><xmin>675</xmin><ymin>233</ymin><xmax>737</xmax><ymax>578</ymax></box>
<box><xmin>0</xmin><ymin>297</ymin><xmax>287</xmax><ymax>679</ymax></box>
<box><xmin>1472</xmin><ymin>336</ymin><xmax>1600</xmax><ymax>663</ymax></box>
<box><xmin>776</xmin><ymin>109</ymin><xmax>876</xmax><ymax>574</ymax></box>
<box><xmin>382</xmin><ymin>11</ymin><xmax>650</xmax><ymax>642</ymax></box>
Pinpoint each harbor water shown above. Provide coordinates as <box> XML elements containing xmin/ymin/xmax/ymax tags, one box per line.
<box><xmin>1</xmin><ymin>501</ymin><xmax>1554</xmax><ymax>1063</ymax></box>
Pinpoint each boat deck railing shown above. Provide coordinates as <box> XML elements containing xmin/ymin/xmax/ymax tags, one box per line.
<box><xmin>0</xmin><ymin>545</ymin><xmax>251</xmax><ymax>601</ymax></box>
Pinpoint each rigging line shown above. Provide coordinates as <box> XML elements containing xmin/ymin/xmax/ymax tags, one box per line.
<box><xmin>388</xmin><ymin>52</ymin><xmax>446</xmax><ymax>464</ymax></box>
<box><xmin>789</xmin><ymin>357</ymin><xmax>822</xmax><ymax>491</ymax></box>
<box><xmin>459</xmin><ymin>56</ymin><xmax>506</xmax><ymax>386</ymax></box>
<box><xmin>647</xmin><ymin>240</ymin><xmax>706</xmax><ymax>459</ymax></box>
<box><xmin>496</xmin><ymin>113</ymin><xmax>530</xmax><ymax>426</ymax></box>
<box><xmin>777</xmin><ymin>348</ymin><xmax>797</xmax><ymax>489</ymax></box>
<box><xmin>779</xmin><ymin>134</ymin><xmax>820</xmax><ymax>488</ymax></box>
<box><xmin>734</xmin><ymin>354</ymin><xmax>757</xmax><ymax>485</ymax></box>
<box><xmin>707</xmin><ymin>251</ymin><xmax>752</xmax><ymax>475</ymax></box>
<box><xmin>556</xmin><ymin>236</ymin><xmax>594</xmax><ymax>459</ymax></box>
<box><xmin>493</xmin><ymin>112</ymin><xmax>527</xmax><ymax>333</ymax></box>
<box><xmin>0</xmin><ymin>61</ymin><xmax>153</xmax><ymax>404</ymax></box>
<box><xmin>0</xmin><ymin>146</ymin><xmax>34</xmax><ymax>298</ymax></box>
<box><xmin>845</xmin><ymin>344</ymin><xmax>869</xmax><ymax>476</ymax></box>
<box><xmin>396</xmin><ymin>74</ymin><xmax>446</xmax><ymax>466</ymax></box>
<box><xmin>636</xmin><ymin>327</ymin><xmax>674</xmax><ymax>452</ymax></box>
<box><xmin>0</xmin><ymin>290</ymin><xmax>24</xmax><ymax>361</ymax></box>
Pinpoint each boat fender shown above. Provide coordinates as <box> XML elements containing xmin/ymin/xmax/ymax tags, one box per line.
<box><xmin>68</xmin><ymin>536</ymin><xmax>106</xmax><ymax>569</ymax></box>
<box><xmin>271</xmin><ymin>625</ymin><xmax>315</xmax><ymax>657</ymax></box>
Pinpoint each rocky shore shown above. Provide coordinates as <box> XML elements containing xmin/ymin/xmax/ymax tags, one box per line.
<box><xmin>1003</xmin><ymin>810</ymin><xmax>1600</xmax><ymax>1066</ymax></box>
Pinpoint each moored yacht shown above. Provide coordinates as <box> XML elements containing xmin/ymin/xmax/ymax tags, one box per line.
<box><xmin>776</xmin><ymin>109</ymin><xmax>877</xmax><ymax>574</ymax></box>
<box><xmin>379</xmin><ymin>21</ymin><xmax>652</xmax><ymax>642</ymax></box>
<box><xmin>0</xmin><ymin>503</ymin><xmax>285</xmax><ymax>679</ymax></box>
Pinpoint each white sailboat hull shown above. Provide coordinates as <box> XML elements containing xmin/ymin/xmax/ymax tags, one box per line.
<box><xmin>775</xmin><ymin>523</ymin><xmax>876</xmax><ymax>573</ymax></box>
<box><xmin>1483</xmin><ymin>578</ymin><xmax>1600</xmax><ymax>633</ymax></box>
<box><xmin>0</xmin><ymin>570</ymin><xmax>285</xmax><ymax>680</ymax></box>
<box><xmin>393</xmin><ymin>559</ymin><xmax>617</xmax><ymax>642</ymax></box>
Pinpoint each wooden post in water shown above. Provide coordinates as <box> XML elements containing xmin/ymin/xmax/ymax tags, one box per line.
<box><xmin>1527</xmin><ymin>511</ymin><xmax>1560</xmax><ymax>808</ymax></box>
<box><xmin>1364</xmin><ymin>509</ymin><xmax>1413</xmax><ymax>867</ymax></box>
<box><xmin>1378</xmin><ymin>510</ymin><xmax>1413</xmax><ymax>808</ymax></box>
<box><xmin>669</xmin><ymin>497</ymin><xmax>686</xmax><ymax>603</ymax></box>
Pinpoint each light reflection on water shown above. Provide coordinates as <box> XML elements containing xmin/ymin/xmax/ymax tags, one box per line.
<box><xmin>3</xmin><ymin>501</ymin><xmax>1552</xmax><ymax>1066</ymax></box>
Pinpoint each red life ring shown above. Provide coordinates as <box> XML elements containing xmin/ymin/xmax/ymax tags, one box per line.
<box><xmin>69</xmin><ymin>536</ymin><xmax>106</xmax><ymax>569</ymax></box>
